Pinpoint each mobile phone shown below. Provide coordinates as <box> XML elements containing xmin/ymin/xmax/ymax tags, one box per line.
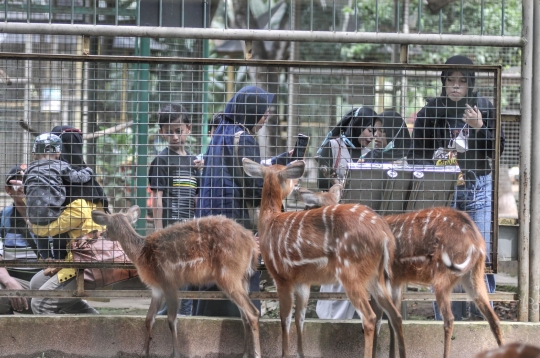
<box><xmin>291</xmin><ymin>134</ymin><xmax>310</xmax><ymax>161</ymax></box>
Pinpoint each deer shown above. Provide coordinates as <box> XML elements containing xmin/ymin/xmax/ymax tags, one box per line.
<box><xmin>298</xmin><ymin>184</ymin><xmax>503</xmax><ymax>358</ymax></box>
<box><xmin>242</xmin><ymin>159</ymin><xmax>407</xmax><ymax>358</ymax></box>
<box><xmin>91</xmin><ymin>206</ymin><xmax>261</xmax><ymax>358</ymax></box>
<box><xmin>475</xmin><ymin>343</ymin><xmax>540</xmax><ymax>358</ymax></box>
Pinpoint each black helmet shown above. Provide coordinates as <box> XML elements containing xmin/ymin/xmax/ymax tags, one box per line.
<box><xmin>32</xmin><ymin>133</ymin><xmax>62</xmax><ymax>154</ymax></box>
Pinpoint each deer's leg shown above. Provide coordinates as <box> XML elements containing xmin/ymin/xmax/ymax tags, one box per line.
<box><xmin>275</xmin><ymin>280</ymin><xmax>295</xmax><ymax>358</ymax></box>
<box><xmin>433</xmin><ymin>281</ymin><xmax>456</xmax><ymax>358</ymax></box>
<box><xmin>343</xmin><ymin>284</ymin><xmax>377</xmax><ymax>358</ymax></box>
<box><xmin>293</xmin><ymin>283</ymin><xmax>310</xmax><ymax>358</ymax></box>
<box><xmin>369</xmin><ymin>298</ymin><xmax>384</xmax><ymax>358</ymax></box>
<box><xmin>164</xmin><ymin>290</ymin><xmax>180</xmax><ymax>358</ymax></box>
<box><xmin>369</xmin><ymin>282</ymin><xmax>406</xmax><ymax>358</ymax></box>
<box><xmin>391</xmin><ymin>286</ymin><xmax>404</xmax><ymax>358</ymax></box>
<box><xmin>221</xmin><ymin>279</ymin><xmax>261</xmax><ymax>358</ymax></box>
<box><xmin>461</xmin><ymin>268</ymin><xmax>503</xmax><ymax>347</ymax></box>
<box><xmin>145</xmin><ymin>291</ymin><xmax>165</xmax><ymax>357</ymax></box>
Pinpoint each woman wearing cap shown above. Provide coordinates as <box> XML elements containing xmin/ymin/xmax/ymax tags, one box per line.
<box><xmin>316</xmin><ymin>106</ymin><xmax>379</xmax><ymax>191</ymax></box>
<box><xmin>409</xmin><ymin>55</ymin><xmax>504</xmax><ymax>321</ymax></box>
<box><xmin>194</xmin><ymin>85</ymin><xmax>275</xmax><ymax>317</ymax></box>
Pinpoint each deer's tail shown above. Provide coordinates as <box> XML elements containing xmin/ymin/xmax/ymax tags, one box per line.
<box><xmin>381</xmin><ymin>234</ymin><xmax>393</xmax><ymax>294</ymax></box>
<box><xmin>442</xmin><ymin>244</ymin><xmax>475</xmax><ymax>273</ymax></box>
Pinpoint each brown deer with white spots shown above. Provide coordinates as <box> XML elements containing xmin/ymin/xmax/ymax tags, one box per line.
<box><xmin>91</xmin><ymin>206</ymin><xmax>261</xmax><ymax>358</ymax></box>
<box><xmin>298</xmin><ymin>185</ymin><xmax>503</xmax><ymax>358</ymax></box>
<box><xmin>242</xmin><ymin>159</ymin><xmax>406</xmax><ymax>358</ymax></box>
<box><xmin>475</xmin><ymin>343</ymin><xmax>540</xmax><ymax>358</ymax></box>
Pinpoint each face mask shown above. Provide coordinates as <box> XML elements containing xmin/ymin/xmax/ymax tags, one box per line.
<box><xmin>448</xmin><ymin>124</ymin><xmax>469</xmax><ymax>153</ymax></box>
<box><xmin>382</xmin><ymin>123</ymin><xmax>403</xmax><ymax>152</ymax></box>
<box><xmin>383</xmin><ymin>140</ymin><xmax>395</xmax><ymax>152</ymax></box>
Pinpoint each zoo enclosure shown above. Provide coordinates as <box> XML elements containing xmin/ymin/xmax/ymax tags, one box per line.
<box><xmin>0</xmin><ymin>0</ymin><xmax>536</xmax><ymax>322</ymax></box>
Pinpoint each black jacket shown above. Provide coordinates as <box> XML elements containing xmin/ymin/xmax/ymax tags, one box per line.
<box><xmin>409</xmin><ymin>95</ymin><xmax>504</xmax><ymax>175</ymax></box>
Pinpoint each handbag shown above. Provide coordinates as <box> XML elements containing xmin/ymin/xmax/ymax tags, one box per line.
<box><xmin>68</xmin><ymin>231</ymin><xmax>138</xmax><ymax>288</ymax></box>
<box><xmin>233</xmin><ymin>130</ymin><xmax>260</xmax><ymax>230</ymax></box>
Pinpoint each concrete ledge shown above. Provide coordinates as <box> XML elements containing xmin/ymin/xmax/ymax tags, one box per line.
<box><xmin>1</xmin><ymin>316</ymin><xmax>539</xmax><ymax>358</ymax></box>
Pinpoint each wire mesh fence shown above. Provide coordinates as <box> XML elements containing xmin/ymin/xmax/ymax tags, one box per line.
<box><xmin>0</xmin><ymin>55</ymin><xmax>503</xmax><ymax>278</ymax></box>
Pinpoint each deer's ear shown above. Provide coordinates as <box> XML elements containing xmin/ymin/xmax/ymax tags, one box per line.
<box><xmin>329</xmin><ymin>184</ymin><xmax>343</xmax><ymax>203</ymax></box>
<box><xmin>281</xmin><ymin>160</ymin><xmax>305</xmax><ymax>180</ymax></box>
<box><xmin>92</xmin><ymin>210</ymin><xmax>108</xmax><ymax>226</ymax></box>
<box><xmin>298</xmin><ymin>189</ymin><xmax>324</xmax><ymax>208</ymax></box>
<box><xmin>243</xmin><ymin>158</ymin><xmax>265</xmax><ymax>178</ymax></box>
<box><xmin>126</xmin><ymin>205</ymin><xmax>141</xmax><ymax>223</ymax></box>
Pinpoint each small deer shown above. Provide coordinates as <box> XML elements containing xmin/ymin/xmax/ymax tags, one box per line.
<box><xmin>475</xmin><ymin>343</ymin><xmax>540</xmax><ymax>358</ymax></box>
<box><xmin>242</xmin><ymin>159</ymin><xmax>406</xmax><ymax>358</ymax></box>
<box><xmin>298</xmin><ymin>185</ymin><xmax>503</xmax><ymax>358</ymax></box>
<box><xmin>91</xmin><ymin>206</ymin><xmax>261</xmax><ymax>358</ymax></box>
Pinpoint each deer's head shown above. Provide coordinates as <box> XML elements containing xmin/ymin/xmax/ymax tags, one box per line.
<box><xmin>296</xmin><ymin>184</ymin><xmax>342</xmax><ymax>209</ymax></box>
<box><xmin>92</xmin><ymin>205</ymin><xmax>141</xmax><ymax>240</ymax></box>
<box><xmin>243</xmin><ymin>158</ymin><xmax>305</xmax><ymax>200</ymax></box>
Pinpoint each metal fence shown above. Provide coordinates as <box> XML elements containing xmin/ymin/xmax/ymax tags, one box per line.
<box><xmin>0</xmin><ymin>0</ymin><xmax>536</xmax><ymax>322</ymax></box>
<box><xmin>0</xmin><ymin>54</ymin><xmax>506</xmax><ymax>288</ymax></box>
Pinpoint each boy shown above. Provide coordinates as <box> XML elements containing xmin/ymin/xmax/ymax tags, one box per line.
<box><xmin>148</xmin><ymin>103</ymin><xmax>203</xmax><ymax>315</ymax></box>
<box><xmin>23</xmin><ymin>133</ymin><xmax>94</xmax><ymax>260</ymax></box>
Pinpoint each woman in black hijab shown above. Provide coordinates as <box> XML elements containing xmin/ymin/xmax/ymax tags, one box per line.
<box><xmin>316</xmin><ymin>106</ymin><xmax>379</xmax><ymax>190</ymax></box>
<box><xmin>363</xmin><ymin>110</ymin><xmax>411</xmax><ymax>163</ymax></box>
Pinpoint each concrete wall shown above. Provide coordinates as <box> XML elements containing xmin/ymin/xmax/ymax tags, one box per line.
<box><xmin>0</xmin><ymin>316</ymin><xmax>539</xmax><ymax>358</ymax></box>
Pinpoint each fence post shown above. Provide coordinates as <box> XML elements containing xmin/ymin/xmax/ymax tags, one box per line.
<box><xmin>518</xmin><ymin>0</ymin><xmax>533</xmax><ymax>322</ymax></box>
<box><xmin>134</xmin><ymin>37</ymin><xmax>150</xmax><ymax>234</ymax></box>
<box><xmin>528</xmin><ymin>0</ymin><xmax>540</xmax><ymax>322</ymax></box>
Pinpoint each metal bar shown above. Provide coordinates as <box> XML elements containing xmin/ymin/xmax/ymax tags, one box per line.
<box><xmin>159</xmin><ymin>0</ymin><xmax>162</xmax><ymax>27</ymax></box>
<box><xmin>375</xmin><ymin>0</ymin><xmax>379</xmax><ymax>32</ymax></box>
<box><xmin>0</xmin><ymin>290</ymin><xmax>518</xmax><ymax>301</ymax></box>
<box><xmin>137</xmin><ymin>0</ymin><xmax>140</xmax><ymax>26</ymax></box>
<box><xmin>311</xmin><ymin>0</ymin><xmax>314</xmax><ymax>31</ymax></box>
<box><xmin>493</xmin><ymin>66</ymin><xmax>503</xmax><ymax>273</ymax></box>
<box><xmin>518</xmin><ymin>0</ymin><xmax>534</xmax><ymax>322</ymax></box>
<box><xmin>355</xmin><ymin>0</ymin><xmax>358</xmax><ymax>31</ymax></box>
<box><xmin>0</xmin><ymin>52</ymin><xmax>503</xmax><ymax>71</ymax></box>
<box><xmin>182</xmin><ymin>0</ymin><xmax>185</xmax><ymax>28</ymax></box>
<box><xmin>481</xmin><ymin>0</ymin><xmax>485</xmax><ymax>35</ymax></box>
<box><xmin>417</xmin><ymin>0</ymin><xmax>422</xmax><ymax>32</ymax></box>
<box><xmin>529</xmin><ymin>0</ymin><xmax>540</xmax><ymax>322</ymax></box>
<box><xmin>0</xmin><ymin>4</ymin><xmax>137</xmax><ymax>17</ymax></box>
<box><xmin>115</xmin><ymin>0</ymin><xmax>119</xmax><ymax>26</ymax></box>
<box><xmin>439</xmin><ymin>9</ymin><xmax>442</xmax><ymax>34</ymax></box>
<box><xmin>333</xmin><ymin>0</ymin><xmax>335</xmax><ymax>32</ymax></box>
<box><xmin>501</xmin><ymin>0</ymin><xmax>505</xmax><ymax>35</ymax></box>
<box><xmin>135</xmin><ymin>37</ymin><xmax>150</xmax><ymax>235</ymax></box>
<box><xmin>0</xmin><ymin>23</ymin><xmax>524</xmax><ymax>46</ymax></box>
<box><xmin>460</xmin><ymin>0</ymin><xmax>464</xmax><ymax>34</ymax></box>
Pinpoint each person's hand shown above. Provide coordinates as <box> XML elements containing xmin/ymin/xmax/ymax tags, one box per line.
<box><xmin>463</xmin><ymin>104</ymin><xmax>484</xmax><ymax>129</ymax></box>
<box><xmin>43</xmin><ymin>267</ymin><xmax>61</xmax><ymax>276</ymax></box>
<box><xmin>8</xmin><ymin>179</ymin><xmax>24</xmax><ymax>193</ymax></box>
<box><xmin>4</xmin><ymin>277</ymin><xmax>29</xmax><ymax>312</ymax></box>
<box><xmin>193</xmin><ymin>158</ymin><xmax>204</xmax><ymax>171</ymax></box>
